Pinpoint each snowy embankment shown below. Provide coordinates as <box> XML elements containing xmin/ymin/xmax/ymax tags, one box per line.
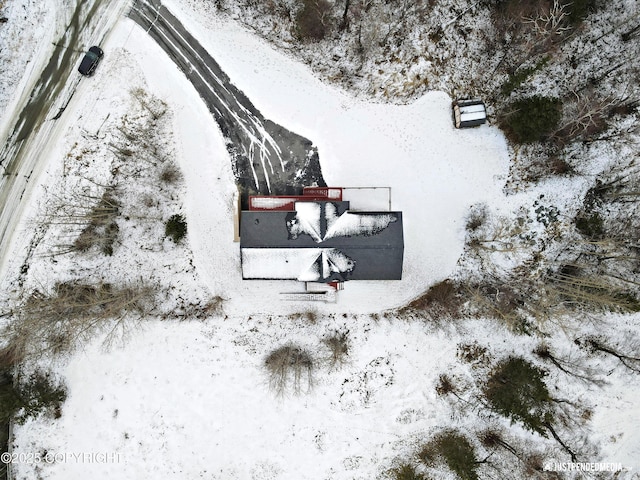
<box><xmin>4</xmin><ymin>1</ymin><xmax>639</xmax><ymax>479</ymax></box>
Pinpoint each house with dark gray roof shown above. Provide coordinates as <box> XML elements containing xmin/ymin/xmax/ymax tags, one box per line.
<box><xmin>240</xmin><ymin>195</ymin><xmax>404</xmax><ymax>283</ymax></box>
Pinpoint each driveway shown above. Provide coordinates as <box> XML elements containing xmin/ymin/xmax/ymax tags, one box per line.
<box><xmin>128</xmin><ymin>0</ymin><xmax>325</xmax><ymax>202</ymax></box>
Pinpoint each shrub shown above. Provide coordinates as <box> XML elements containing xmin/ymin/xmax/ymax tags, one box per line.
<box><xmin>425</xmin><ymin>280</ymin><xmax>458</xmax><ymax>305</ymax></box>
<box><xmin>170</xmin><ymin>295</ymin><xmax>225</xmax><ymax>320</ymax></box>
<box><xmin>295</xmin><ymin>0</ymin><xmax>332</xmax><ymax>41</ymax></box>
<box><xmin>102</xmin><ymin>221</ymin><xmax>119</xmax><ymax>256</ymax></box>
<box><xmin>159</xmin><ymin>163</ymin><xmax>182</xmax><ymax>184</ymax></box>
<box><xmin>323</xmin><ymin>330</ymin><xmax>349</xmax><ymax>368</ymax></box>
<box><xmin>0</xmin><ymin>344</ymin><xmax>21</xmax><ymax>371</ymax></box>
<box><xmin>207</xmin><ymin>295</ymin><xmax>225</xmax><ymax>317</ymax></box>
<box><xmin>165</xmin><ymin>214</ymin><xmax>187</xmax><ymax>243</ymax></box>
<box><xmin>457</xmin><ymin>342</ymin><xmax>489</xmax><ymax>365</ymax></box>
<box><xmin>419</xmin><ymin>430</ymin><xmax>479</xmax><ymax>480</ymax></box>
<box><xmin>574</xmin><ymin>212</ymin><xmax>604</xmax><ymax>239</ymax></box>
<box><xmin>501</xmin><ymin>58</ymin><xmax>549</xmax><ymax>96</ymax></box>
<box><xmin>502</xmin><ymin>96</ymin><xmax>562</xmax><ymax>143</ymax></box>
<box><xmin>391</xmin><ymin>463</ymin><xmax>425</xmax><ymax>480</ymax></box>
<box><xmin>264</xmin><ymin>344</ymin><xmax>314</xmax><ymax>395</ymax></box>
<box><xmin>0</xmin><ymin>371</ymin><xmax>67</xmax><ymax>424</ymax></box>
<box><xmin>0</xmin><ymin>373</ymin><xmax>21</xmax><ymax>423</ymax></box>
<box><xmin>130</xmin><ymin>87</ymin><xmax>167</xmax><ymax>120</ymax></box>
<box><xmin>462</xmin><ymin>282</ymin><xmax>527</xmax><ymax>330</ymax></box>
<box><xmin>403</xmin><ymin>279</ymin><xmax>461</xmax><ymax>317</ymax></box>
<box><xmin>546</xmin><ymin>155</ymin><xmax>572</xmax><ymax>175</ymax></box>
<box><xmin>15</xmin><ymin>372</ymin><xmax>67</xmax><ymax>423</ymax></box>
<box><xmin>288</xmin><ymin>309</ymin><xmax>318</xmax><ymax>323</ymax></box>
<box><xmin>302</xmin><ymin>309</ymin><xmax>317</xmax><ymax>323</ymax></box>
<box><xmin>478</xmin><ymin>429</ymin><xmax>503</xmax><ymax>450</ymax></box>
<box><xmin>435</xmin><ymin>373</ymin><xmax>457</xmax><ymax>396</ymax></box>
<box><xmin>565</xmin><ymin>0</ymin><xmax>596</xmax><ymax>25</ymax></box>
<box><xmin>523</xmin><ymin>453</ymin><xmax>547</xmax><ymax>476</ymax></box>
<box><xmin>72</xmin><ymin>190</ymin><xmax>120</xmax><ymax>255</ymax></box>
<box><xmin>493</xmin><ymin>285</ymin><xmax>520</xmax><ymax>317</ymax></box>
<box><xmin>465</xmin><ymin>205</ymin><xmax>487</xmax><ymax>232</ymax></box>
<box><xmin>484</xmin><ymin>357</ymin><xmax>553</xmax><ymax>435</ymax></box>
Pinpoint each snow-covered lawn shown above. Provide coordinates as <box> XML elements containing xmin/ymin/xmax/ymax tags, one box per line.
<box><xmin>17</xmin><ymin>319</ymin><xmax>458</xmax><ymax>479</ymax></box>
<box><xmin>2</xmin><ymin>1</ymin><xmax>640</xmax><ymax>479</ymax></box>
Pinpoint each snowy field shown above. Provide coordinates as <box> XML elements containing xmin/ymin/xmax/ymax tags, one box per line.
<box><xmin>1</xmin><ymin>0</ymin><xmax>640</xmax><ymax>479</ymax></box>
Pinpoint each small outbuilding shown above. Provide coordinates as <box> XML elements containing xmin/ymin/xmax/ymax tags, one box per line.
<box><xmin>452</xmin><ymin>99</ymin><xmax>487</xmax><ymax>128</ymax></box>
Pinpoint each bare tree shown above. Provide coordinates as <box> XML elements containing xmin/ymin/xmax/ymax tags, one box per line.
<box><xmin>533</xmin><ymin>343</ymin><xmax>605</xmax><ymax>384</ymax></box>
<box><xmin>576</xmin><ymin>335</ymin><xmax>640</xmax><ymax>373</ymax></box>
<box><xmin>295</xmin><ymin>0</ymin><xmax>333</xmax><ymax>41</ymax></box>
<box><xmin>322</xmin><ymin>330</ymin><xmax>349</xmax><ymax>369</ymax></box>
<box><xmin>4</xmin><ymin>280</ymin><xmax>155</xmax><ymax>361</ymax></box>
<box><xmin>264</xmin><ymin>344</ymin><xmax>315</xmax><ymax>395</ymax></box>
<box><xmin>552</xmin><ymin>90</ymin><xmax>620</xmax><ymax>145</ymax></box>
<box><xmin>523</xmin><ymin>0</ymin><xmax>572</xmax><ymax>39</ymax></box>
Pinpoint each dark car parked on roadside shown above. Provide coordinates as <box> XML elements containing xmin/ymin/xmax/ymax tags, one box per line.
<box><xmin>78</xmin><ymin>46</ymin><xmax>103</xmax><ymax>76</ymax></box>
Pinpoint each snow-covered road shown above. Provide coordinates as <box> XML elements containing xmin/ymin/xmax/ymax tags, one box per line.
<box><xmin>0</xmin><ymin>0</ymin><xmax>130</xmax><ymax>280</ymax></box>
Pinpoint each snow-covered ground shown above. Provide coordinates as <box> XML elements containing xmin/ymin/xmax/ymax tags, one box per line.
<box><xmin>1</xmin><ymin>0</ymin><xmax>639</xmax><ymax>479</ymax></box>
<box><xmin>14</xmin><ymin>319</ymin><xmax>465</xmax><ymax>479</ymax></box>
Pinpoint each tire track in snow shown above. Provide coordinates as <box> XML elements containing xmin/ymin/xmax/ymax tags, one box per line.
<box><xmin>128</xmin><ymin>0</ymin><xmax>325</xmax><ymax>201</ymax></box>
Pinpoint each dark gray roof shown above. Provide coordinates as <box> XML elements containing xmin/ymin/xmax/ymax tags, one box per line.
<box><xmin>240</xmin><ymin>201</ymin><xmax>404</xmax><ymax>281</ymax></box>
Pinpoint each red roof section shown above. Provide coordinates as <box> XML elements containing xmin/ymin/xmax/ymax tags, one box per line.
<box><xmin>249</xmin><ymin>188</ymin><xmax>343</xmax><ymax>211</ymax></box>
